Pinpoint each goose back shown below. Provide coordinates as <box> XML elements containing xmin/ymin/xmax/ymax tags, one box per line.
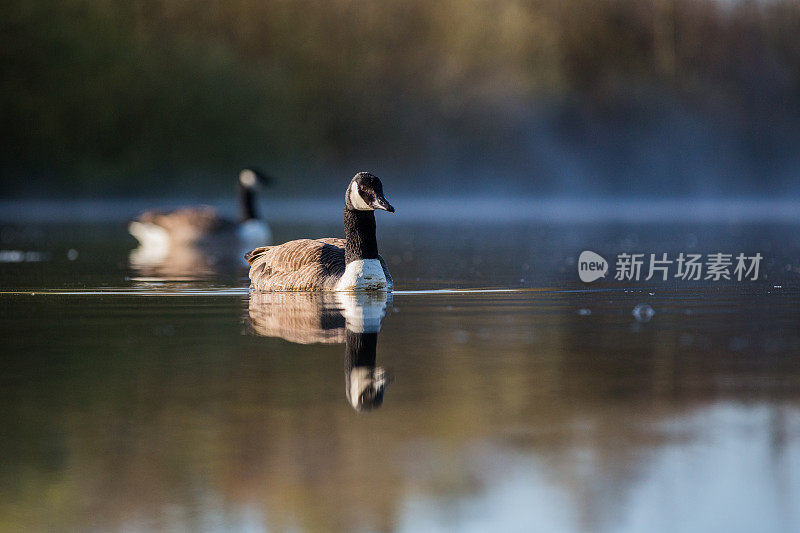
<box><xmin>132</xmin><ymin>206</ymin><xmax>236</xmax><ymax>244</ymax></box>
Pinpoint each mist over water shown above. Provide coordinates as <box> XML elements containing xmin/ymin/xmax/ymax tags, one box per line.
<box><xmin>2</xmin><ymin>196</ymin><xmax>800</xmax><ymax>225</ymax></box>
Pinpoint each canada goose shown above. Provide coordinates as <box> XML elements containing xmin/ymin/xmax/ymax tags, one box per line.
<box><xmin>246</xmin><ymin>172</ymin><xmax>394</xmax><ymax>291</ymax></box>
<box><xmin>248</xmin><ymin>291</ymin><xmax>392</xmax><ymax>411</ymax></box>
<box><xmin>128</xmin><ymin>168</ymin><xmax>272</xmax><ymax>248</ymax></box>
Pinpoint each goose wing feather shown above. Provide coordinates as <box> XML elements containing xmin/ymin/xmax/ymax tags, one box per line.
<box><xmin>247</xmin><ymin>238</ymin><xmax>347</xmax><ymax>291</ymax></box>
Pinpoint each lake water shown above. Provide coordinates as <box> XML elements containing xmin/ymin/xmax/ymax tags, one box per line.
<box><xmin>1</xmin><ymin>214</ymin><xmax>800</xmax><ymax>532</ymax></box>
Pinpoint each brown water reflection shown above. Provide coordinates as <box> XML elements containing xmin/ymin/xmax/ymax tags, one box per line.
<box><xmin>1</xmin><ymin>287</ymin><xmax>799</xmax><ymax>532</ymax></box>
<box><xmin>128</xmin><ymin>241</ymin><xmax>253</xmax><ymax>281</ymax></box>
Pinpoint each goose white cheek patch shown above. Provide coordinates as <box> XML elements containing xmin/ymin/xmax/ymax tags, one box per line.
<box><xmin>349</xmin><ymin>182</ymin><xmax>373</xmax><ymax>211</ymax></box>
<box><xmin>349</xmin><ymin>367</ymin><xmax>375</xmax><ymax>408</ymax></box>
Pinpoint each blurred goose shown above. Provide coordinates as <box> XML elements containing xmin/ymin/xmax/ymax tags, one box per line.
<box><xmin>129</xmin><ymin>168</ymin><xmax>272</xmax><ymax>248</ymax></box>
<box><xmin>246</xmin><ymin>172</ymin><xmax>394</xmax><ymax>291</ymax></box>
<box><xmin>248</xmin><ymin>291</ymin><xmax>392</xmax><ymax>411</ymax></box>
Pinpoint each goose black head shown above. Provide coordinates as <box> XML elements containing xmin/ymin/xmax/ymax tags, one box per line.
<box><xmin>239</xmin><ymin>168</ymin><xmax>272</xmax><ymax>189</ymax></box>
<box><xmin>346</xmin><ymin>172</ymin><xmax>394</xmax><ymax>213</ymax></box>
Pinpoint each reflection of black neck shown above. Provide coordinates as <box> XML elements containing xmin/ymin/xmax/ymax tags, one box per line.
<box><xmin>344</xmin><ymin>330</ymin><xmax>382</xmax><ymax>412</ymax></box>
<box><xmin>344</xmin><ymin>209</ymin><xmax>378</xmax><ymax>263</ymax></box>
<box><xmin>344</xmin><ymin>330</ymin><xmax>378</xmax><ymax>372</ymax></box>
<box><xmin>239</xmin><ymin>184</ymin><xmax>258</xmax><ymax>221</ymax></box>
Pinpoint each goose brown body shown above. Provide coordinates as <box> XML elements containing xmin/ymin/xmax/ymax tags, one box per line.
<box><xmin>246</xmin><ymin>238</ymin><xmax>392</xmax><ymax>291</ymax></box>
<box><xmin>134</xmin><ymin>206</ymin><xmax>235</xmax><ymax>244</ymax></box>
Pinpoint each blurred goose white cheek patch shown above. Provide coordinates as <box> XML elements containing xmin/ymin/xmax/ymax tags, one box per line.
<box><xmin>578</xmin><ymin>251</ymin><xmax>608</xmax><ymax>282</ymax></box>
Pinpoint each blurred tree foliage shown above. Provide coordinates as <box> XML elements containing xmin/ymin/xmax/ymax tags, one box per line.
<box><xmin>2</xmin><ymin>0</ymin><xmax>799</xmax><ymax>196</ymax></box>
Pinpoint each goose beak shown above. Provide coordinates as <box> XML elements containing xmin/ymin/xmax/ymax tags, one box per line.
<box><xmin>372</xmin><ymin>196</ymin><xmax>395</xmax><ymax>212</ymax></box>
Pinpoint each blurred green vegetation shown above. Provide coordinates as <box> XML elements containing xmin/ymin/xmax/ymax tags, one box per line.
<box><xmin>2</xmin><ymin>0</ymin><xmax>800</xmax><ymax>196</ymax></box>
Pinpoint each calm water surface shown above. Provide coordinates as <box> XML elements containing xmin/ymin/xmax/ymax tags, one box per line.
<box><xmin>1</xmin><ymin>219</ymin><xmax>800</xmax><ymax>532</ymax></box>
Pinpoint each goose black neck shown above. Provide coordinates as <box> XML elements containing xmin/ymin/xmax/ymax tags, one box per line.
<box><xmin>238</xmin><ymin>184</ymin><xmax>258</xmax><ymax>221</ymax></box>
<box><xmin>344</xmin><ymin>208</ymin><xmax>378</xmax><ymax>263</ymax></box>
<box><xmin>344</xmin><ymin>330</ymin><xmax>378</xmax><ymax>374</ymax></box>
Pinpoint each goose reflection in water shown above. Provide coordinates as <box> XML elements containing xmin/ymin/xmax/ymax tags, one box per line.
<box><xmin>248</xmin><ymin>291</ymin><xmax>392</xmax><ymax>411</ymax></box>
<box><xmin>129</xmin><ymin>236</ymin><xmax>266</xmax><ymax>281</ymax></box>
<box><xmin>128</xmin><ymin>242</ymin><xmax>225</xmax><ymax>280</ymax></box>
